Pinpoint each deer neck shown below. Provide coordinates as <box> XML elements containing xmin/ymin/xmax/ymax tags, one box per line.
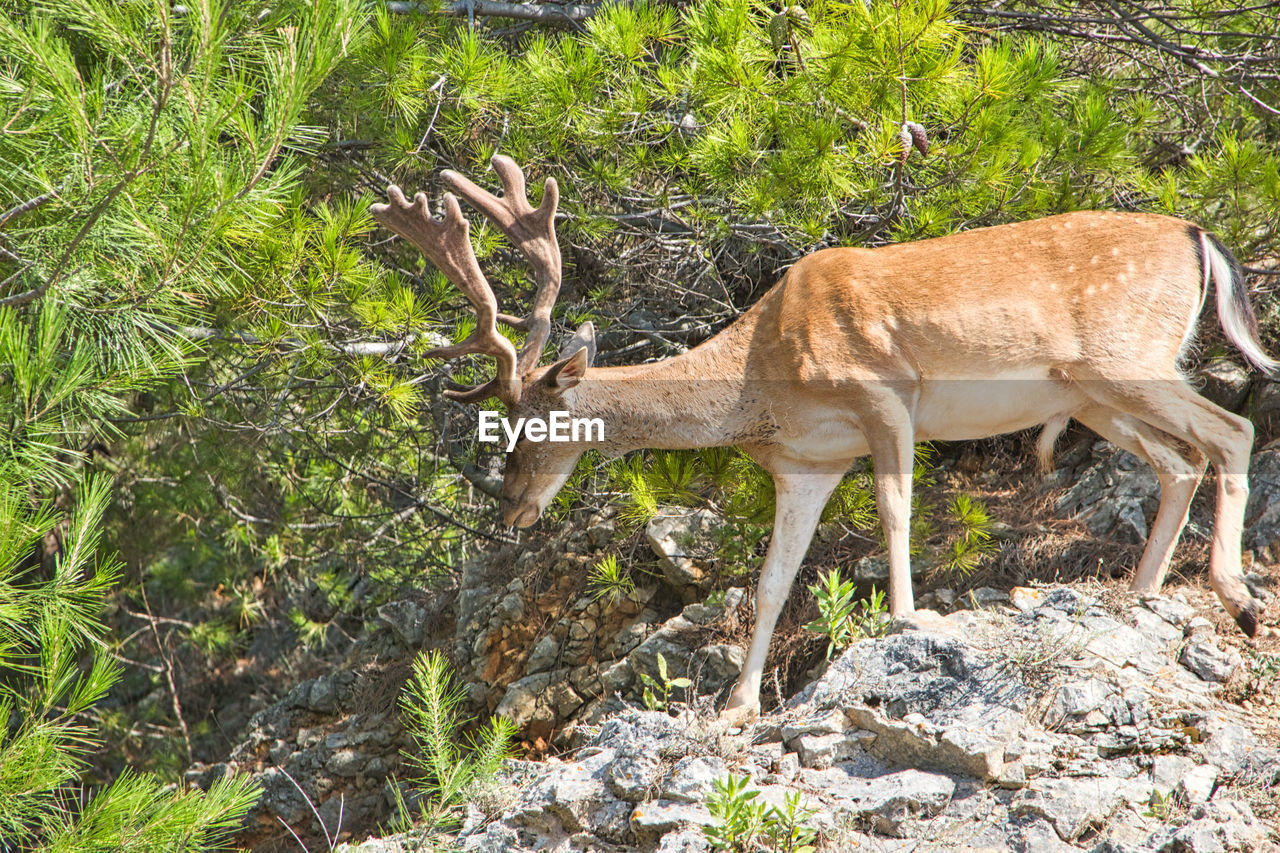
<box><xmin>568</xmin><ymin>322</ymin><xmax>769</xmax><ymax>453</ymax></box>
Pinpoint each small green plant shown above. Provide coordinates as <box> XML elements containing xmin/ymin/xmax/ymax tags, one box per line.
<box><xmin>704</xmin><ymin>774</ymin><xmax>771</xmax><ymax>851</ymax></box>
<box><xmin>547</xmin><ymin>450</ymin><xmax>600</xmax><ymax>520</ymax></box>
<box><xmin>1145</xmin><ymin>789</ymin><xmax>1177</xmax><ymax>822</ymax></box>
<box><xmin>588</xmin><ymin>553</ymin><xmax>635</xmax><ymax>606</ymax></box>
<box><xmin>397</xmin><ymin>651</ymin><xmax>517</xmax><ymax>833</ymax></box>
<box><xmin>940</xmin><ymin>493</ymin><xmax>998</xmax><ymax>577</ymax></box>
<box><xmin>613</xmin><ymin>454</ymin><xmax>661</xmax><ymax>526</ymax></box>
<box><xmin>804</xmin><ymin>570</ymin><xmax>888</xmax><ymax>658</ymax></box>
<box><xmin>822</xmin><ymin>472</ymin><xmax>877</xmax><ymax>528</ymax></box>
<box><xmin>704</xmin><ymin>775</ymin><xmax>818</xmax><ymax>852</ymax></box>
<box><xmin>187</xmin><ymin>619</ymin><xmax>240</xmax><ymax>659</ymax></box>
<box><xmin>288</xmin><ymin>609</ymin><xmax>333</xmax><ymax>650</ymax></box>
<box><xmin>638</xmin><ymin>652</ymin><xmax>691</xmax><ymax>712</ymax></box>
<box><xmin>1237</xmin><ymin>647</ymin><xmax>1280</xmax><ymax>701</ymax></box>
<box><xmin>231</xmin><ymin>582</ymin><xmax>267</xmax><ymax>629</ymax></box>
<box><xmin>765</xmin><ymin>791</ymin><xmax>820</xmax><ymax>853</ymax></box>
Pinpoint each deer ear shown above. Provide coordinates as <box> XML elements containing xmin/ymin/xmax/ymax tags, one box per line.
<box><xmin>558</xmin><ymin>321</ymin><xmax>596</xmax><ymax>364</ymax></box>
<box><xmin>544</xmin><ymin>345</ymin><xmax>591</xmax><ymax>391</ymax></box>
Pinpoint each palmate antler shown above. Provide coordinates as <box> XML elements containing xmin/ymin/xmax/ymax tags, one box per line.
<box><xmin>370</xmin><ymin>156</ymin><xmax>561</xmax><ymax>407</ymax></box>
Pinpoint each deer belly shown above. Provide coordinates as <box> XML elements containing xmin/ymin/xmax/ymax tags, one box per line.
<box><xmin>914</xmin><ymin>370</ymin><xmax>1083</xmax><ymax>441</ymax></box>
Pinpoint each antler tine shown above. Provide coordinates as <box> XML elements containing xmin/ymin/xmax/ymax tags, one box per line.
<box><xmin>371</xmin><ymin>185</ymin><xmax>521</xmax><ymax>407</ymax></box>
<box><xmin>441</xmin><ymin>156</ymin><xmax>562</xmax><ymax>374</ymax></box>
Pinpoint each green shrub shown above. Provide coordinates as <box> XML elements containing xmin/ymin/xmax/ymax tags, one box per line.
<box><xmin>397</xmin><ymin>650</ymin><xmax>517</xmax><ymax>833</ymax></box>
<box><xmin>803</xmin><ymin>571</ymin><xmax>888</xmax><ymax>658</ymax></box>
<box><xmin>704</xmin><ymin>774</ymin><xmax>819</xmax><ymax>853</ymax></box>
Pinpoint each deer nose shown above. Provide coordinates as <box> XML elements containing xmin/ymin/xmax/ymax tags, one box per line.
<box><xmin>500</xmin><ymin>495</ymin><xmax>535</xmax><ymax>527</ymax></box>
<box><xmin>504</xmin><ymin>502</ymin><xmax>539</xmax><ymax>528</ymax></box>
<box><xmin>500</xmin><ymin>499</ymin><xmax>519</xmax><ymax>526</ymax></box>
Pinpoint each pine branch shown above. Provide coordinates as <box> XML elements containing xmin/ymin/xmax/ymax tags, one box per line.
<box><xmin>0</xmin><ymin>190</ymin><xmax>57</xmax><ymax>230</ymax></box>
<box><xmin>384</xmin><ymin>0</ymin><xmax>598</xmax><ymax>26</ymax></box>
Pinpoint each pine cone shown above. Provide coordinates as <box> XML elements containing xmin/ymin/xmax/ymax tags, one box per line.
<box><xmin>906</xmin><ymin>121</ymin><xmax>929</xmax><ymax>157</ymax></box>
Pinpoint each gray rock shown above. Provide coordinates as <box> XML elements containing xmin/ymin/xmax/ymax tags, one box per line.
<box><xmin>1039</xmin><ymin>586</ymin><xmax>1099</xmax><ymax>613</ymax></box>
<box><xmin>662</xmin><ymin>755</ymin><xmax>727</xmax><ymax>803</ymax></box>
<box><xmin>592</xmin><ymin>709</ymin><xmax>690</xmax><ymax>754</ymax></box>
<box><xmin>776</xmin><ymin>752</ymin><xmax>800</xmax><ymax>783</ymax></box>
<box><xmin>307</xmin><ymin>677</ymin><xmax>337</xmax><ymax>713</ymax></box>
<box><xmin>459</xmin><ymin>823</ymin><xmax>524</xmax><ymax>853</ymax></box>
<box><xmin>1011</xmin><ymin>776</ymin><xmax>1127</xmax><ymax>841</ymax></box>
<box><xmin>1245</xmin><ymin>447</ymin><xmax>1280</xmax><ymax>560</ymax></box>
<box><xmin>494</xmin><ymin>672</ymin><xmax>553</xmax><ymax>728</ymax></box>
<box><xmin>375</xmin><ymin>600</ymin><xmax>426</xmax><ymax>647</ymax></box>
<box><xmin>1197</xmin><ymin>360</ymin><xmax>1251</xmax><ymax>411</ymax></box>
<box><xmin>496</xmin><ymin>591</ymin><xmax>524</xmax><ymax>621</ymax></box>
<box><xmin>916</xmin><ymin>587</ymin><xmax>957</xmax><ymax>612</ymax></box>
<box><xmin>850</xmin><ymin>553</ymin><xmax>928</xmax><ymax>583</ymax></box>
<box><xmin>1142</xmin><ymin>595</ymin><xmax>1197</xmax><ymax>628</ymax></box>
<box><xmin>646</xmin><ymin>507</ymin><xmax>722</xmax><ymax>590</ymax></box>
<box><xmin>599</xmin><ymin>658</ymin><xmax>633</xmax><ymax>694</ymax></box>
<box><xmin>1184</xmin><ymin>616</ymin><xmax>1216</xmax><ymax>641</ymax></box>
<box><xmin>1128</xmin><ymin>606</ymin><xmax>1183</xmax><ymax>646</ymax></box>
<box><xmin>1044</xmin><ymin>679</ymin><xmax>1120</xmax><ymax>733</ymax></box>
<box><xmin>627</xmin><ymin>603</ymin><xmax>745</xmax><ymax>698</ymax></box>
<box><xmin>689</xmin><ymin>643</ymin><xmax>745</xmax><ymax>690</ymax></box>
<box><xmin>1177</xmin><ymin>764</ymin><xmax>1218</xmax><ymax>804</ymax></box>
<box><xmin>800</xmin><ymin>629</ymin><xmax>1029</xmax><ymax>780</ymax></box>
<box><xmin>1016</xmin><ymin>816</ymin><xmax>1081</xmax><ymax>853</ymax></box>
<box><xmin>524</xmin><ymin>633</ymin><xmax>560</xmax><ymax>673</ymax></box>
<box><xmin>586</xmin><ymin>518</ymin><xmax>616</xmax><ymax>549</ymax></box>
<box><xmin>964</xmin><ymin>586</ymin><xmax>1010</xmax><ymax>609</ymax></box>
<box><xmin>781</xmin><ymin>708</ymin><xmax>848</xmax><ymax>743</ymax></box>
<box><xmin>332</xmin><ymin>583</ymin><xmax>1279</xmax><ymax>853</ymax></box>
<box><xmin>656</xmin><ymin>829</ymin><xmax>711</xmax><ymax>853</ymax></box>
<box><xmin>630</xmin><ymin>800</ymin><xmax>714</xmax><ymax>835</ymax></box>
<box><xmin>1253</xmin><ymin>378</ymin><xmax>1280</xmax><ymax>427</ymax></box>
<box><xmin>1058</xmin><ymin>450</ymin><xmax>1160</xmax><ymax>543</ymax></box>
<box><xmin>793</xmin><ymin>731</ymin><xmax>873</xmax><ymax>769</ymax></box>
<box><xmin>327</xmin><ymin>748</ymin><xmax>364</xmax><ymax>777</ymax></box>
<box><xmin>606</xmin><ymin>752</ymin><xmax>662</xmax><ymax>802</ymax></box>
<box><xmin>1167</xmin><ymin>799</ymin><xmax>1267</xmax><ymax>853</ymax></box>
<box><xmin>1150</xmin><ymin>754</ymin><xmax>1196</xmax><ymax>796</ymax></box>
<box><xmin>800</xmin><ymin>765</ymin><xmax>954</xmax><ymax>837</ymax></box>
<box><xmin>520</xmin><ymin>747</ymin><xmax>618</xmax><ymax>833</ymax></box>
<box><xmin>1202</xmin><ymin>722</ymin><xmax>1255</xmax><ymax>776</ymax></box>
<box><xmin>1180</xmin><ymin>642</ymin><xmax>1240</xmax><ymax>683</ymax></box>
<box><xmin>1240</xmin><ymin>746</ymin><xmax>1280</xmax><ymax>786</ymax></box>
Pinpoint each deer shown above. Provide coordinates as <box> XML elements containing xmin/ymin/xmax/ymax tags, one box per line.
<box><xmin>371</xmin><ymin>155</ymin><xmax>1277</xmax><ymax>720</ymax></box>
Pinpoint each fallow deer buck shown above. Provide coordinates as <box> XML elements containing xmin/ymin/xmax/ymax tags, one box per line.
<box><xmin>372</xmin><ymin>156</ymin><xmax>1277</xmax><ymax>719</ymax></box>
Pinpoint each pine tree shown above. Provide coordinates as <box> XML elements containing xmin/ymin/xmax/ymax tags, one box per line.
<box><xmin>0</xmin><ymin>0</ymin><xmax>361</xmax><ymax>847</ymax></box>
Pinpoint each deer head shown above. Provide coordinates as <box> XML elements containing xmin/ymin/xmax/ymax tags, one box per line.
<box><xmin>370</xmin><ymin>156</ymin><xmax>595</xmax><ymax>528</ymax></box>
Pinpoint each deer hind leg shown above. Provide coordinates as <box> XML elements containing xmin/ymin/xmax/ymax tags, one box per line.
<box><xmin>1075</xmin><ymin>376</ymin><xmax>1260</xmax><ymax>635</ymax></box>
<box><xmin>1073</xmin><ymin>405</ymin><xmax>1207</xmax><ymax>594</ymax></box>
<box><xmin>724</xmin><ymin>465</ymin><xmax>849</xmax><ymax>717</ymax></box>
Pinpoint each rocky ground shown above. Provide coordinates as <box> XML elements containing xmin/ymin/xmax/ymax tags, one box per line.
<box><xmin>337</xmin><ymin>584</ymin><xmax>1279</xmax><ymax>853</ymax></box>
<box><xmin>180</xmin><ymin>375</ymin><xmax>1280</xmax><ymax>852</ymax></box>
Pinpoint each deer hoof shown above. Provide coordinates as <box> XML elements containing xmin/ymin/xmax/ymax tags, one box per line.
<box><xmin>719</xmin><ymin>703</ymin><xmax>759</xmax><ymax>727</ymax></box>
<box><xmin>890</xmin><ymin>608</ymin><xmax>956</xmax><ymax>635</ymax></box>
<box><xmin>1235</xmin><ymin>600</ymin><xmax>1260</xmax><ymax>637</ymax></box>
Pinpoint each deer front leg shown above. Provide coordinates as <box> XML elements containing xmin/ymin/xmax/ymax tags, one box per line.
<box><xmin>724</xmin><ymin>467</ymin><xmax>848</xmax><ymax>720</ymax></box>
<box><xmin>863</xmin><ymin>400</ymin><xmax>917</xmax><ymax>616</ymax></box>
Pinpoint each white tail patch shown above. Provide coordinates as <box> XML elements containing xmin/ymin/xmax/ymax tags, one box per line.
<box><xmin>1203</xmin><ymin>231</ymin><xmax>1280</xmax><ymax>375</ymax></box>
